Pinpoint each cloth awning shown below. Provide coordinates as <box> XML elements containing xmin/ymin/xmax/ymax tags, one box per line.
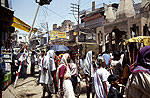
<box><xmin>123</xmin><ymin>36</ymin><xmax>150</xmax><ymax>46</ymax></box>
<box><xmin>11</xmin><ymin>16</ymin><xmax>37</xmax><ymax>32</ymax></box>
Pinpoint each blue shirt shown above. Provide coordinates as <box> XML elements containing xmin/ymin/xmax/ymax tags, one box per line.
<box><xmin>102</xmin><ymin>54</ymin><xmax>111</xmax><ymax>67</ymax></box>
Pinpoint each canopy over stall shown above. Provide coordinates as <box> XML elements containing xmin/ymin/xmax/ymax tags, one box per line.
<box><xmin>123</xmin><ymin>36</ymin><xmax>150</xmax><ymax>65</ymax></box>
<box><xmin>123</xmin><ymin>36</ymin><xmax>150</xmax><ymax>46</ymax></box>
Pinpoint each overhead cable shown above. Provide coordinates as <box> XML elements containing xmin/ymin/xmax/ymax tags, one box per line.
<box><xmin>43</xmin><ymin>6</ymin><xmax>66</xmax><ymax>19</ymax></box>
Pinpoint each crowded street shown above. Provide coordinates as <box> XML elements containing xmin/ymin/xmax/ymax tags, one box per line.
<box><xmin>2</xmin><ymin>66</ymin><xmax>89</xmax><ymax>98</ymax></box>
<box><xmin>1</xmin><ymin>0</ymin><xmax>150</xmax><ymax>98</ymax></box>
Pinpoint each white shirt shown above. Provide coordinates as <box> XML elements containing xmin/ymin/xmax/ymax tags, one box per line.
<box><xmin>38</xmin><ymin>56</ymin><xmax>43</xmax><ymax>70</ymax></box>
<box><xmin>94</xmin><ymin>68</ymin><xmax>110</xmax><ymax>98</ymax></box>
<box><xmin>69</xmin><ymin>63</ymin><xmax>78</xmax><ymax>76</ymax></box>
<box><xmin>110</xmin><ymin>60</ymin><xmax>122</xmax><ymax>76</ymax></box>
<box><xmin>40</xmin><ymin>56</ymin><xmax>56</xmax><ymax>84</ymax></box>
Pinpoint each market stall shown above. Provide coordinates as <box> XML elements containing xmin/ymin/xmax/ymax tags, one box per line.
<box><xmin>0</xmin><ymin>49</ymin><xmax>12</xmax><ymax>90</ymax></box>
<box><xmin>123</xmin><ymin>36</ymin><xmax>150</xmax><ymax>64</ymax></box>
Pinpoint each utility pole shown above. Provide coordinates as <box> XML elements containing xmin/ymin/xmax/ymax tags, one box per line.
<box><xmin>70</xmin><ymin>1</ymin><xmax>81</xmax><ymax>82</ymax></box>
<box><xmin>46</xmin><ymin>22</ymin><xmax>50</xmax><ymax>47</ymax></box>
<box><xmin>70</xmin><ymin>3</ymin><xmax>80</xmax><ymax>26</ymax></box>
<box><xmin>70</xmin><ymin>1</ymin><xmax>80</xmax><ymax>43</ymax></box>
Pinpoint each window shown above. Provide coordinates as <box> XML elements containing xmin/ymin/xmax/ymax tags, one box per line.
<box><xmin>130</xmin><ymin>24</ymin><xmax>139</xmax><ymax>37</ymax></box>
<box><xmin>105</xmin><ymin>34</ymin><xmax>109</xmax><ymax>43</ymax></box>
<box><xmin>98</xmin><ymin>31</ymin><xmax>103</xmax><ymax>44</ymax></box>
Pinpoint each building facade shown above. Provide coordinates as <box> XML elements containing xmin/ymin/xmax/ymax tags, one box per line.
<box><xmin>0</xmin><ymin>0</ymin><xmax>14</xmax><ymax>50</ymax></box>
<box><xmin>97</xmin><ymin>0</ymin><xmax>150</xmax><ymax>52</ymax></box>
<box><xmin>69</xmin><ymin>0</ymin><xmax>149</xmax><ymax>55</ymax></box>
<box><xmin>11</xmin><ymin>30</ymin><xmax>28</xmax><ymax>48</ymax></box>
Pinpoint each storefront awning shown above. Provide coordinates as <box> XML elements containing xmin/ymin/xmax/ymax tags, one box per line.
<box><xmin>11</xmin><ymin>16</ymin><xmax>37</xmax><ymax>32</ymax></box>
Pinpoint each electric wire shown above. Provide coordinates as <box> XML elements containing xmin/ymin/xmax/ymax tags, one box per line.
<box><xmin>43</xmin><ymin>6</ymin><xmax>66</xmax><ymax>19</ymax></box>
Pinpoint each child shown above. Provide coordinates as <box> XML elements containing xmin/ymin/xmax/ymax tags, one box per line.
<box><xmin>107</xmin><ymin>75</ymin><xmax>120</xmax><ymax>98</ymax></box>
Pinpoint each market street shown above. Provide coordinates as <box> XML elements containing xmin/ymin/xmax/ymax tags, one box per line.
<box><xmin>2</xmin><ymin>66</ymin><xmax>92</xmax><ymax>98</ymax></box>
<box><xmin>2</xmin><ymin>76</ymin><xmax>92</xmax><ymax>98</ymax></box>
<box><xmin>1</xmin><ymin>0</ymin><xmax>150</xmax><ymax>98</ymax></box>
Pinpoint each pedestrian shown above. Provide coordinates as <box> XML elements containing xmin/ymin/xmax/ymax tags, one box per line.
<box><xmin>57</xmin><ymin>53</ymin><xmax>75</xmax><ymax>98</ymax></box>
<box><xmin>48</xmin><ymin>50</ymin><xmax>57</xmax><ymax>95</ymax></box>
<box><xmin>107</xmin><ymin>75</ymin><xmax>120</xmax><ymax>98</ymax></box>
<box><xmin>57</xmin><ymin>53</ymin><xmax>64</xmax><ymax>67</ymax></box>
<box><xmin>122</xmin><ymin>51</ymin><xmax>130</xmax><ymax>86</ymax></box>
<box><xmin>37</xmin><ymin>50</ymin><xmax>45</xmax><ymax>84</ymax></box>
<box><xmin>53</xmin><ymin>51</ymin><xmax>61</xmax><ymax>95</ymax></box>
<box><xmin>125</xmin><ymin>46</ymin><xmax>150</xmax><ymax>98</ymax></box>
<box><xmin>18</xmin><ymin>49</ymin><xmax>27</xmax><ymax>79</ymax></box>
<box><xmin>94</xmin><ymin>56</ymin><xmax>110</xmax><ymax>98</ymax></box>
<box><xmin>31</xmin><ymin>51</ymin><xmax>36</xmax><ymax>76</ymax></box>
<box><xmin>83</xmin><ymin>51</ymin><xmax>96</xmax><ymax>98</ymax></box>
<box><xmin>69</xmin><ymin>51</ymin><xmax>78</xmax><ymax>93</ymax></box>
<box><xmin>39</xmin><ymin>50</ymin><xmax>56</xmax><ymax>98</ymax></box>
<box><xmin>108</xmin><ymin>51</ymin><xmax>123</xmax><ymax>79</ymax></box>
<box><xmin>102</xmin><ymin>50</ymin><xmax>111</xmax><ymax>69</ymax></box>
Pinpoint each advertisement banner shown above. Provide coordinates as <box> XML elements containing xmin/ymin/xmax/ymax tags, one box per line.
<box><xmin>50</xmin><ymin>31</ymin><xmax>66</xmax><ymax>40</ymax></box>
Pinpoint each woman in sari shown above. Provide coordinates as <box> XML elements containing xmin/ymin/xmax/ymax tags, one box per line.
<box><xmin>57</xmin><ymin>53</ymin><xmax>75</xmax><ymax>98</ymax></box>
<box><xmin>125</xmin><ymin>46</ymin><xmax>150</xmax><ymax>98</ymax></box>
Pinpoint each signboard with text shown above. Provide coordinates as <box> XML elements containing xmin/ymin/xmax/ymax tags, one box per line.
<box><xmin>50</xmin><ymin>31</ymin><xmax>66</xmax><ymax>40</ymax></box>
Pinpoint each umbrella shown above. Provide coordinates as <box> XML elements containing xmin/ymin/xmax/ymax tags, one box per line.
<box><xmin>50</xmin><ymin>45</ymin><xmax>69</xmax><ymax>51</ymax></box>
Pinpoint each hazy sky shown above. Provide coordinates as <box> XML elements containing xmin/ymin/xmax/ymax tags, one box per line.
<box><xmin>12</xmin><ymin>0</ymin><xmax>141</xmax><ymax>34</ymax></box>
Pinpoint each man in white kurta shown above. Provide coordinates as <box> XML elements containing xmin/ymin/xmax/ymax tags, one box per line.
<box><xmin>40</xmin><ymin>50</ymin><xmax>56</xmax><ymax>84</ymax></box>
<box><xmin>37</xmin><ymin>51</ymin><xmax>45</xmax><ymax>84</ymax></box>
<box><xmin>40</xmin><ymin>50</ymin><xmax>56</xmax><ymax>97</ymax></box>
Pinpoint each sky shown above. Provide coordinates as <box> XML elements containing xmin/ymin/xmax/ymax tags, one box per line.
<box><xmin>11</xmin><ymin>0</ymin><xmax>141</xmax><ymax>34</ymax></box>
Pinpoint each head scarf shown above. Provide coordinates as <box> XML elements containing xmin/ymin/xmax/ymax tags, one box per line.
<box><xmin>83</xmin><ymin>51</ymin><xmax>94</xmax><ymax>77</ymax></box>
<box><xmin>59</xmin><ymin>53</ymin><xmax>70</xmax><ymax>66</ymax></box>
<box><xmin>84</xmin><ymin>51</ymin><xmax>92</xmax><ymax>69</ymax></box>
<box><xmin>136</xmin><ymin>46</ymin><xmax>150</xmax><ymax>67</ymax></box>
<box><xmin>47</xmin><ymin>50</ymin><xmax>55</xmax><ymax>59</ymax></box>
<box><xmin>130</xmin><ymin>46</ymin><xmax>150</xmax><ymax>73</ymax></box>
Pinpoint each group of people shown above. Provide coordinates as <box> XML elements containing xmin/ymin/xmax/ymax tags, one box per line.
<box><xmin>15</xmin><ymin>45</ymin><xmax>150</xmax><ymax>98</ymax></box>
<box><xmin>38</xmin><ymin>50</ymin><xmax>78</xmax><ymax>98</ymax></box>
<box><xmin>79</xmin><ymin>46</ymin><xmax>150</xmax><ymax>98</ymax></box>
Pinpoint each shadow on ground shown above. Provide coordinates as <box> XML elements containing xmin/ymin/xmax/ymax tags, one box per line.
<box><xmin>19</xmin><ymin>93</ymin><xmax>37</xmax><ymax>98</ymax></box>
<box><xmin>15</xmin><ymin>79</ymin><xmax>35</xmax><ymax>88</ymax></box>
